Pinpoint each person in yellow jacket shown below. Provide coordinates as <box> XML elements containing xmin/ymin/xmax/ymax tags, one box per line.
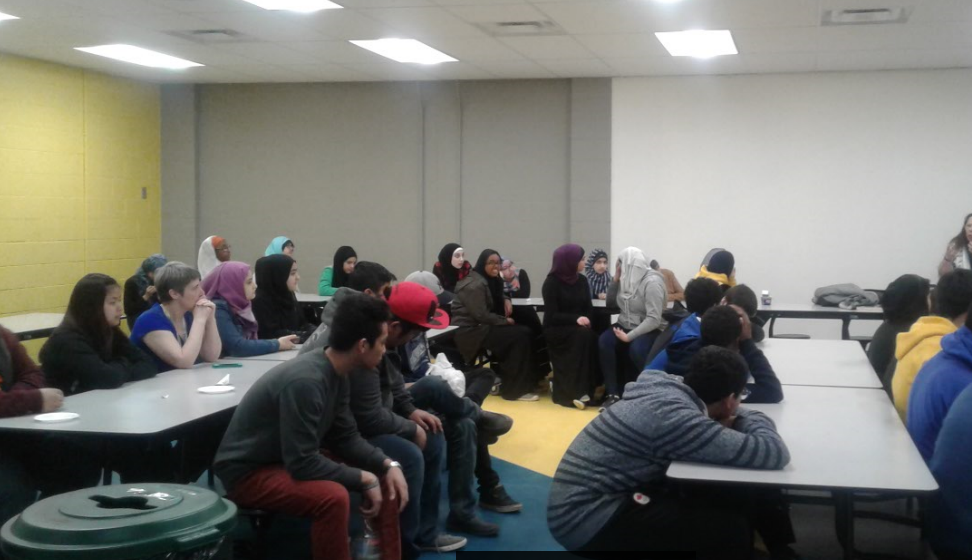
<box><xmin>892</xmin><ymin>269</ymin><xmax>972</xmax><ymax>420</ymax></box>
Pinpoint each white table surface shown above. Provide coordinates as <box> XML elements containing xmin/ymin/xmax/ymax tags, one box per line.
<box><xmin>758</xmin><ymin>303</ymin><xmax>883</xmax><ymax>316</ymax></box>
<box><xmin>668</xmin><ymin>386</ymin><xmax>936</xmax><ymax>493</ymax></box>
<box><xmin>0</xmin><ymin>313</ymin><xmax>64</xmax><ymax>336</ymax></box>
<box><xmin>759</xmin><ymin>338</ymin><xmax>882</xmax><ymax>389</ymax></box>
<box><xmin>512</xmin><ymin>297</ymin><xmax>607</xmax><ymax>308</ymax></box>
<box><xmin>0</xmin><ymin>360</ymin><xmax>279</xmax><ymax>435</ymax></box>
<box><xmin>296</xmin><ymin>293</ymin><xmax>331</xmax><ymax>303</ymax></box>
<box><xmin>238</xmin><ymin>325</ymin><xmax>459</xmax><ymax>363</ymax></box>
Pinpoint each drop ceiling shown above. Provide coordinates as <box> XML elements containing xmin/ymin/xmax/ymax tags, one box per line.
<box><xmin>0</xmin><ymin>0</ymin><xmax>970</xmax><ymax>83</ymax></box>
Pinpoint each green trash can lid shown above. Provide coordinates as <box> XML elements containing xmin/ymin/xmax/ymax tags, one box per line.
<box><xmin>1</xmin><ymin>484</ymin><xmax>237</xmax><ymax>560</ymax></box>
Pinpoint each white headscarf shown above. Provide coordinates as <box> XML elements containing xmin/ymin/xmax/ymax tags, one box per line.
<box><xmin>617</xmin><ymin>247</ymin><xmax>651</xmax><ymax>302</ymax></box>
<box><xmin>197</xmin><ymin>236</ymin><xmax>221</xmax><ymax>279</ymax></box>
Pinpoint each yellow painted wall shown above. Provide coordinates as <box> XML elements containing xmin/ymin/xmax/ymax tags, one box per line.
<box><xmin>0</xmin><ymin>54</ymin><xmax>160</xmax><ymax>354</ymax></box>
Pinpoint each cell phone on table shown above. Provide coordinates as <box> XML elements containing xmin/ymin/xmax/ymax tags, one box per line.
<box><xmin>213</xmin><ymin>363</ymin><xmax>243</xmax><ymax>369</ymax></box>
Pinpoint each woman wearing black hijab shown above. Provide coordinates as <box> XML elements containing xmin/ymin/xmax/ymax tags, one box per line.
<box><xmin>253</xmin><ymin>254</ymin><xmax>311</xmax><ymax>341</ymax></box>
<box><xmin>451</xmin><ymin>249</ymin><xmax>540</xmax><ymax>401</ymax></box>
<box><xmin>318</xmin><ymin>246</ymin><xmax>357</xmax><ymax>297</ymax></box>
<box><xmin>433</xmin><ymin>242</ymin><xmax>471</xmax><ymax>294</ymax></box>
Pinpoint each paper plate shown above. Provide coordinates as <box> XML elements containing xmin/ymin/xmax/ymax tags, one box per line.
<box><xmin>197</xmin><ymin>385</ymin><xmax>235</xmax><ymax>394</ymax></box>
<box><xmin>34</xmin><ymin>412</ymin><xmax>80</xmax><ymax>423</ymax></box>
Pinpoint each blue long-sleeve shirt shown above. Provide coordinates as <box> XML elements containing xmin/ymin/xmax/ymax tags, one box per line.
<box><xmin>213</xmin><ymin>299</ymin><xmax>279</xmax><ymax>358</ymax></box>
<box><xmin>927</xmin><ymin>383</ymin><xmax>972</xmax><ymax>556</ymax></box>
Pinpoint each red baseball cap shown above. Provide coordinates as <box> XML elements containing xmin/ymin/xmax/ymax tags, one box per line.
<box><xmin>387</xmin><ymin>282</ymin><xmax>450</xmax><ymax>329</ymax></box>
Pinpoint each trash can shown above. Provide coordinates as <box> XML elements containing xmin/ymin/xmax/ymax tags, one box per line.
<box><xmin>1</xmin><ymin>484</ymin><xmax>237</xmax><ymax>560</ymax></box>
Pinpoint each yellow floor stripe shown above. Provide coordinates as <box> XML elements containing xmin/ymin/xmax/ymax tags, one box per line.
<box><xmin>482</xmin><ymin>391</ymin><xmax>599</xmax><ymax>478</ymax></box>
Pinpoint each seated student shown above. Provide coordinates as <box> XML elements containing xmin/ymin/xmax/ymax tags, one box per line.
<box><xmin>265</xmin><ymin>236</ymin><xmax>295</xmax><ymax>257</ymax></box>
<box><xmin>301</xmin><ymin>262</ymin><xmax>395</xmax><ymax>356</ymax></box>
<box><xmin>130</xmin><ymin>262</ymin><xmax>222</xmax><ymax>372</ymax></box>
<box><xmin>433</xmin><ymin>243</ymin><xmax>470</xmax><ymax>295</ymax></box>
<box><xmin>497</xmin><ymin>255</ymin><xmax>548</xmax><ymax>380</ymax></box>
<box><xmin>646</xmin><ymin>277</ymin><xmax>724</xmax><ymax>372</ymax></box>
<box><xmin>42</xmin><ymin>274</ymin><xmax>157</xmax><ymax>395</ymax></box>
<box><xmin>123</xmin><ymin>253</ymin><xmax>167</xmax><ymax>330</ymax></box>
<box><xmin>542</xmin><ymin>244</ymin><xmax>600</xmax><ymax>409</ymax></box>
<box><xmin>696</xmin><ymin>249</ymin><xmax>737</xmax><ymax>290</ymax></box>
<box><xmin>214</xmin><ymin>293</ymin><xmax>408</xmax><ymax>560</ymax></box>
<box><xmin>500</xmin><ymin>257</ymin><xmax>529</xmax><ymax>298</ymax></box>
<box><xmin>253</xmin><ymin>254</ymin><xmax>312</xmax><ymax>341</ymax></box>
<box><xmin>599</xmin><ymin>247</ymin><xmax>667</xmax><ymax>409</ymax></box>
<box><xmin>907</xmin><ymin>303</ymin><xmax>972</xmax><ymax>462</ymax></box>
<box><xmin>892</xmin><ymin>270</ymin><xmax>972</xmax><ymax>421</ymax></box>
<box><xmin>650</xmin><ymin>259</ymin><xmax>685</xmax><ymax>303</ymax></box>
<box><xmin>547</xmin><ymin>346</ymin><xmax>790</xmax><ymax>557</ymax></box>
<box><xmin>1</xmin><ymin>325</ymin><xmax>101</xmax><ymax>529</ymax></box>
<box><xmin>202</xmin><ymin>262</ymin><xmax>299</xmax><ymax>358</ymax></box>
<box><xmin>926</xmin><ymin>383</ymin><xmax>972</xmax><ymax>560</ymax></box>
<box><xmin>41</xmin><ymin>274</ymin><xmax>179</xmax><ymax>483</ymax></box>
<box><xmin>197</xmin><ymin>235</ymin><xmax>231</xmax><ymax>279</ymax></box>
<box><xmin>401</xmin><ymin>271</ymin><xmax>521</xmax><ymax>515</ymax></box>
<box><xmin>869</xmin><ymin>274</ymin><xmax>931</xmax><ymax>381</ymax></box>
<box><xmin>348</xmin><ymin>283</ymin><xmax>491</xmax><ymax>554</ymax></box>
<box><xmin>657</xmin><ymin>305</ymin><xmax>784</xmax><ymax>404</ymax></box>
<box><xmin>585</xmin><ymin>248</ymin><xmax>611</xmax><ymax>300</ymax></box>
<box><xmin>318</xmin><ymin>246</ymin><xmax>356</xmax><ymax>297</ymax></box>
<box><xmin>453</xmin><ymin>249</ymin><xmax>541</xmax><ymax>401</ymax></box>
<box><xmin>722</xmin><ymin>284</ymin><xmax>766</xmax><ymax>343</ymax></box>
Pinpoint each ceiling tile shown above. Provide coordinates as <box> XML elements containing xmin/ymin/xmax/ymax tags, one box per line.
<box><xmin>212</xmin><ymin>42</ymin><xmax>323</xmax><ymax>64</ymax></box>
<box><xmin>574</xmin><ymin>33</ymin><xmax>668</xmax><ymax>58</ymax></box>
<box><xmin>61</xmin><ymin>0</ymin><xmax>176</xmax><ymax>16</ymax></box>
<box><xmin>280</xmin><ymin>40</ymin><xmax>395</xmax><ymax>64</ymax></box>
<box><xmin>421</xmin><ymin>36</ymin><xmax>524</xmax><ymax>61</ymax></box>
<box><xmin>360</xmin><ymin>7</ymin><xmax>489</xmax><ymax>39</ymax></box>
<box><xmin>146</xmin><ymin>0</ymin><xmax>263</xmax><ymax>13</ymax></box>
<box><xmin>276</xmin><ymin>62</ymin><xmax>379</xmax><ymax>80</ymax></box>
<box><xmin>731</xmin><ymin>26</ymin><xmax>819</xmax><ymax>54</ymax></box>
<box><xmin>538</xmin><ymin>57</ymin><xmax>615</xmax><ymax>77</ymax></box>
<box><xmin>816</xmin><ymin>23</ymin><xmax>965</xmax><ymax>53</ymax></box>
<box><xmin>300</xmin><ymin>9</ymin><xmax>400</xmax><ymax>40</ymax></box>
<box><xmin>346</xmin><ymin>59</ymin><xmax>435</xmax><ymax>80</ymax></box>
<box><xmin>419</xmin><ymin>60</ymin><xmax>494</xmax><ymax>79</ymax></box>
<box><xmin>191</xmin><ymin>10</ymin><xmax>332</xmax><ymax>41</ymax></box>
<box><xmin>0</xmin><ymin>0</ymin><xmax>89</xmax><ymax>18</ymax></box>
<box><xmin>740</xmin><ymin>52</ymin><xmax>817</xmax><ymax>74</ymax></box>
<box><xmin>444</xmin><ymin>3</ymin><xmax>546</xmax><ymax>24</ymax></box>
<box><xmin>499</xmin><ymin>34</ymin><xmax>594</xmax><ymax>59</ymax></box>
<box><xmin>471</xmin><ymin>58</ymin><xmax>556</xmax><ymax>78</ymax></box>
<box><xmin>339</xmin><ymin>0</ymin><xmax>435</xmax><ymax>7</ymax></box>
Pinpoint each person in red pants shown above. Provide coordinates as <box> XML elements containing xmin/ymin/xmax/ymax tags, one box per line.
<box><xmin>214</xmin><ymin>293</ymin><xmax>409</xmax><ymax>560</ymax></box>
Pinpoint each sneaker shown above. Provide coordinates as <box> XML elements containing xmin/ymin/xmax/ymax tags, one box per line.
<box><xmin>599</xmin><ymin>394</ymin><xmax>621</xmax><ymax>413</ymax></box>
<box><xmin>477</xmin><ymin>411</ymin><xmax>513</xmax><ymax>440</ymax></box>
<box><xmin>516</xmin><ymin>392</ymin><xmax>539</xmax><ymax>402</ymax></box>
<box><xmin>416</xmin><ymin>534</ymin><xmax>468</xmax><ymax>552</ymax></box>
<box><xmin>446</xmin><ymin>514</ymin><xmax>500</xmax><ymax>537</ymax></box>
<box><xmin>572</xmin><ymin>394</ymin><xmax>591</xmax><ymax>410</ymax></box>
<box><xmin>479</xmin><ymin>484</ymin><xmax>523</xmax><ymax>513</ymax></box>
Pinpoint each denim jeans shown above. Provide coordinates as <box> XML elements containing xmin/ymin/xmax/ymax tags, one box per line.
<box><xmin>598</xmin><ymin>329</ymin><xmax>658</xmax><ymax>396</ymax></box>
<box><xmin>408</xmin><ymin>376</ymin><xmax>479</xmax><ymax>526</ymax></box>
<box><xmin>368</xmin><ymin>431</ymin><xmax>445</xmax><ymax>555</ymax></box>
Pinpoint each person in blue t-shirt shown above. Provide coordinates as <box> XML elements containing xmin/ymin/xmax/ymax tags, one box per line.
<box><xmin>130</xmin><ymin>261</ymin><xmax>222</xmax><ymax>372</ymax></box>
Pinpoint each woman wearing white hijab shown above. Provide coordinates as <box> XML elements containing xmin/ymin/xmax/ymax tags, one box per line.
<box><xmin>598</xmin><ymin>247</ymin><xmax>667</xmax><ymax>411</ymax></box>
<box><xmin>197</xmin><ymin>235</ymin><xmax>230</xmax><ymax>279</ymax></box>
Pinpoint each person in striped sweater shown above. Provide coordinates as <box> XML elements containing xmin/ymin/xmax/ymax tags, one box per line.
<box><xmin>547</xmin><ymin>346</ymin><xmax>790</xmax><ymax>557</ymax></box>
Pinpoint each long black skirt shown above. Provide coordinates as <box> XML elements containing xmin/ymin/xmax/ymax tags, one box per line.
<box><xmin>546</xmin><ymin>325</ymin><xmax>600</xmax><ymax>407</ymax></box>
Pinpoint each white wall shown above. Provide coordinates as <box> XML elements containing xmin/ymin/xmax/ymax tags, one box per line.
<box><xmin>613</xmin><ymin>69</ymin><xmax>972</xmax><ymax>338</ymax></box>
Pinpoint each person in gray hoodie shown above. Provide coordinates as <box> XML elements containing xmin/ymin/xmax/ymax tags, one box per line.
<box><xmin>548</xmin><ymin>346</ymin><xmax>790</xmax><ymax>557</ymax></box>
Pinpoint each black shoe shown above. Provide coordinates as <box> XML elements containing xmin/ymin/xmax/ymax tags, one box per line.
<box><xmin>446</xmin><ymin>513</ymin><xmax>500</xmax><ymax>537</ymax></box>
<box><xmin>598</xmin><ymin>394</ymin><xmax>621</xmax><ymax>413</ymax></box>
<box><xmin>479</xmin><ymin>484</ymin><xmax>522</xmax><ymax>513</ymax></box>
<box><xmin>477</xmin><ymin>411</ymin><xmax>513</xmax><ymax>441</ymax></box>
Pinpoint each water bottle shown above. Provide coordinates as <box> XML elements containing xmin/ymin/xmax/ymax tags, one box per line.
<box><xmin>761</xmin><ymin>290</ymin><xmax>772</xmax><ymax>306</ymax></box>
<box><xmin>352</xmin><ymin>520</ymin><xmax>381</xmax><ymax>560</ymax></box>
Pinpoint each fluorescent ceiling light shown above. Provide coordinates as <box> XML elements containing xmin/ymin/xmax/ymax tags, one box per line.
<box><xmin>240</xmin><ymin>0</ymin><xmax>342</xmax><ymax>12</ymax></box>
<box><xmin>655</xmin><ymin>30</ymin><xmax>738</xmax><ymax>58</ymax></box>
<box><xmin>0</xmin><ymin>11</ymin><xmax>19</xmax><ymax>21</ymax></box>
<box><xmin>350</xmin><ymin>39</ymin><xmax>457</xmax><ymax>65</ymax></box>
<box><xmin>75</xmin><ymin>45</ymin><xmax>203</xmax><ymax>69</ymax></box>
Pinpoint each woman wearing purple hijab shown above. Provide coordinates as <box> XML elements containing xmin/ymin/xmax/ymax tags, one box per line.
<box><xmin>203</xmin><ymin>262</ymin><xmax>298</xmax><ymax>358</ymax></box>
<box><xmin>542</xmin><ymin>244</ymin><xmax>601</xmax><ymax>409</ymax></box>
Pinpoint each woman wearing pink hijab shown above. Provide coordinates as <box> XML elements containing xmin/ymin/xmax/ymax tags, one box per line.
<box><xmin>203</xmin><ymin>262</ymin><xmax>298</xmax><ymax>358</ymax></box>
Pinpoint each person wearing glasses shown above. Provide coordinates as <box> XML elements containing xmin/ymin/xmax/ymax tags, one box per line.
<box><xmin>452</xmin><ymin>250</ymin><xmax>541</xmax><ymax>401</ymax></box>
<box><xmin>197</xmin><ymin>235</ymin><xmax>232</xmax><ymax>279</ymax></box>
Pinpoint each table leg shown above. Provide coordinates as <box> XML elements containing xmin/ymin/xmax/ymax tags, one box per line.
<box><xmin>835</xmin><ymin>491</ymin><xmax>856</xmax><ymax>560</ymax></box>
<box><xmin>841</xmin><ymin>318</ymin><xmax>852</xmax><ymax>340</ymax></box>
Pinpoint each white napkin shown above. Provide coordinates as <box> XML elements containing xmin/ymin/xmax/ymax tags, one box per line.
<box><xmin>216</xmin><ymin>374</ymin><xmax>231</xmax><ymax>386</ymax></box>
